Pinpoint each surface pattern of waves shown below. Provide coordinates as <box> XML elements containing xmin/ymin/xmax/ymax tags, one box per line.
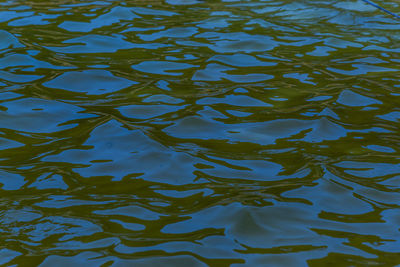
<box><xmin>1</xmin><ymin>0</ymin><xmax>400</xmax><ymax>265</ymax></box>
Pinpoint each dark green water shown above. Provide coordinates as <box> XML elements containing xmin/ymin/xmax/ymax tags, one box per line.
<box><xmin>1</xmin><ymin>0</ymin><xmax>400</xmax><ymax>265</ymax></box>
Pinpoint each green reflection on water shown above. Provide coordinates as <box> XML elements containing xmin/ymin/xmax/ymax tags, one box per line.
<box><xmin>0</xmin><ymin>0</ymin><xmax>400</xmax><ymax>265</ymax></box>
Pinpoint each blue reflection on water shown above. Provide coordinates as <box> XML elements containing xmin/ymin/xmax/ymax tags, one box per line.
<box><xmin>0</xmin><ymin>0</ymin><xmax>400</xmax><ymax>265</ymax></box>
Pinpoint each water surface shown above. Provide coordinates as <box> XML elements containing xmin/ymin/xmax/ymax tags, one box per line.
<box><xmin>1</xmin><ymin>0</ymin><xmax>400</xmax><ymax>265</ymax></box>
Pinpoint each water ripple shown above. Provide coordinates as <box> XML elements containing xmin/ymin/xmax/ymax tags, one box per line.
<box><xmin>1</xmin><ymin>0</ymin><xmax>400</xmax><ymax>265</ymax></box>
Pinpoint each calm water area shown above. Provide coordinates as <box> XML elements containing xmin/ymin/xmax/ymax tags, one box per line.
<box><xmin>1</xmin><ymin>0</ymin><xmax>400</xmax><ymax>265</ymax></box>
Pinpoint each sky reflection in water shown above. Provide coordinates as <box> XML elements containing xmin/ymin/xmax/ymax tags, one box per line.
<box><xmin>0</xmin><ymin>0</ymin><xmax>400</xmax><ymax>265</ymax></box>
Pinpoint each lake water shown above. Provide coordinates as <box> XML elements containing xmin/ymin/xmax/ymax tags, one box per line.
<box><xmin>1</xmin><ymin>0</ymin><xmax>400</xmax><ymax>265</ymax></box>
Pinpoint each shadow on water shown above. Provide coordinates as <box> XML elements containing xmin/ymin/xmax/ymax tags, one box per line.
<box><xmin>0</xmin><ymin>0</ymin><xmax>400</xmax><ymax>265</ymax></box>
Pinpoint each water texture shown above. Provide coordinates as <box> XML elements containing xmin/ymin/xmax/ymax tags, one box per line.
<box><xmin>0</xmin><ymin>0</ymin><xmax>400</xmax><ymax>265</ymax></box>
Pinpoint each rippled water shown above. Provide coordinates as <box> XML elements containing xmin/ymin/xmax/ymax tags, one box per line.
<box><xmin>1</xmin><ymin>0</ymin><xmax>400</xmax><ymax>265</ymax></box>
